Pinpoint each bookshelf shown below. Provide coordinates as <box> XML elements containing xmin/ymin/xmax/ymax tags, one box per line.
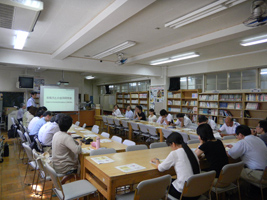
<box><xmin>198</xmin><ymin>93</ymin><xmax>219</xmax><ymax>122</ymax></box>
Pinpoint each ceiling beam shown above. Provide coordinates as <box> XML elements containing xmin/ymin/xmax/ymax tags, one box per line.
<box><xmin>52</xmin><ymin>0</ymin><xmax>156</xmax><ymax>60</ymax></box>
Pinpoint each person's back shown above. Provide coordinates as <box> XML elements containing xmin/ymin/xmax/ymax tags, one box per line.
<box><xmin>39</xmin><ymin>121</ymin><xmax>60</xmax><ymax>146</ymax></box>
<box><xmin>29</xmin><ymin>111</ymin><xmax>52</xmax><ymax>139</ymax></box>
<box><xmin>28</xmin><ymin>116</ymin><xmax>40</xmax><ymax>132</ymax></box>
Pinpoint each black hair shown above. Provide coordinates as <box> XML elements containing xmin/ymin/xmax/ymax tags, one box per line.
<box><xmin>259</xmin><ymin>120</ymin><xmax>267</xmax><ymax>133</ymax></box>
<box><xmin>55</xmin><ymin>113</ymin><xmax>64</xmax><ymax>123</ymax></box>
<box><xmin>41</xmin><ymin>106</ymin><xmax>47</xmax><ymax>111</ymax></box>
<box><xmin>235</xmin><ymin>125</ymin><xmax>251</xmax><ymax>136</ymax></box>
<box><xmin>36</xmin><ymin>110</ymin><xmax>44</xmax><ymax>117</ymax></box>
<box><xmin>149</xmin><ymin>108</ymin><xmax>156</xmax><ymax>115</ymax></box>
<box><xmin>114</xmin><ymin>104</ymin><xmax>119</xmax><ymax>108</ymax></box>
<box><xmin>166</xmin><ymin>132</ymin><xmax>200</xmax><ymax>175</ymax></box>
<box><xmin>198</xmin><ymin>115</ymin><xmax>208</xmax><ymax>123</ymax></box>
<box><xmin>196</xmin><ymin>124</ymin><xmax>215</xmax><ymax>142</ymax></box>
<box><xmin>43</xmin><ymin>111</ymin><xmax>52</xmax><ymax>117</ymax></box>
<box><xmin>176</xmin><ymin>113</ymin><xmax>185</xmax><ymax>118</ymax></box>
<box><xmin>20</xmin><ymin>103</ymin><xmax>25</xmax><ymax>108</ymax></box>
<box><xmin>136</xmin><ymin>105</ymin><xmax>142</xmax><ymax>111</ymax></box>
<box><xmin>50</xmin><ymin>116</ymin><xmax>56</xmax><ymax>123</ymax></box>
<box><xmin>28</xmin><ymin>106</ymin><xmax>38</xmax><ymax>116</ymax></box>
<box><xmin>31</xmin><ymin>92</ymin><xmax>37</xmax><ymax>96</ymax></box>
<box><xmin>127</xmin><ymin>105</ymin><xmax>132</xmax><ymax>110</ymax></box>
<box><xmin>160</xmin><ymin>109</ymin><xmax>168</xmax><ymax>116</ymax></box>
<box><xmin>58</xmin><ymin>114</ymin><xmax>73</xmax><ymax>132</ymax></box>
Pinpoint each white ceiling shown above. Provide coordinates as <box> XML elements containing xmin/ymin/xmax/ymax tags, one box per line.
<box><xmin>0</xmin><ymin>0</ymin><xmax>266</xmax><ymax>79</ymax></box>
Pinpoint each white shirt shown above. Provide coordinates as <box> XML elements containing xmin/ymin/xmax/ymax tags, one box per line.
<box><xmin>219</xmin><ymin>122</ymin><xmax>239</xmax><ymax>135</ymax></box>
<box><xmin>228</xmin><ymin>135</ymin><xmax>267</xmax><ymax>170</ymax></box>
<box><xmin>157</xmin><ymin>114</ymin><xmax>172</xmax><ymax>125</ymax></box>
<box><xmin>38</xmin><ymin>122</ymin><xmax>60</xmax><ymax>146</ymax></box>
<box><xmin>112</xmin><ymin>108</ymin><xmax>121</xmax><ymax>116</ymax></box>
<box><xmin>175</xmin><ymin>116</ymin><xmax>192</xmax><ymax>128</ymax></box>
<box><xmin>27</xmin><ymin>97</ymin><xmax>36</xmax><ymax>107</ymax></box>
<box><xmin>28</xmin><ymin>116</ymin><xmax>40</xmax><ymax>132</ymax></box>
<box><xmin>148</xmin><ymin>115</ymin><xmax>157</xmax><ymax>123</ymax></box>
<box><xmin>208</xmin><ymin>119</ymin><xmax>217</xmax><ymax>130</ymax></box>
<box><xmin>17</xmin><ymin>108</ymin><xmax>25</xmax><ymax>119</ymax></box>
<box><xmin>158</xmin><ymin>148</ymin><xmax>199</xmax><ymax>192</ymax></box>
<box><xmin>125</xmin><ymin>110</ymin><xmax>134</xmax><ymax>119</ymax></box>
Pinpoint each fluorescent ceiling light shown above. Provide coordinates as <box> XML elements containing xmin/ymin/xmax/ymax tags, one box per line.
<box><xmin>85</xmin><ymin>75</ymin><xmax>95</xmax><ymax>80</ymax></box>
<box><xmin>92</xmin><ymin>41</ymin><xmax>136</xmax><ymax>59</ymax></box>
<box><xmin>150</xmin><ymin>52</ymin><xmax>199</xmax><ymax>66</ymax></box>
<box><xmin>14</xmin><ymin>31</ymin><xmax>29</xmax><ymax>49</ymax></box>
<box><xmin>165</xmin><ymin>0</ymin><xmax>246</xmax><ymax>29</ymax></box>
<box><xmin>240</xmin><ymin>35</ymin><xmax>267</xmax><ymax>46</ymax></box>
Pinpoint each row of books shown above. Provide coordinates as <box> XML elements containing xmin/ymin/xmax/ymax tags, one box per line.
<box><xmin>219</xmin><ymin>110</ymin><xmax>233</xmax><ymax>117</ymax></box>
<box><xmin>124</xmin><ymin>94</ymin><xmax>130</xmax><ymax>98</ymax></box>
<box><xmin>199</xmin><ymin>102</ymin><xmax>218</xmax><ymax>108</ymax></box>
<box><xmin>245</xmin><ymin>103</ymin><xmax>259</xmax><ymax>110</ymax></box>
<box><xmin>168</xmin><ymin>100</ymin><xmax>181</xmax><ymax>105</ymax></box>
<box><xmin>168</xmin><ymin>108</ymin><xmax>181</xmax><ymax>112</ymax></box>
<box><xmin>139</xmin><ymin>93</ymin><xmax>148</xmax><ymax>98</ymax></box>
<box><xmin>131</xmin><ymin>94</ymin><xmax>139</xmax><ymax>98</ymax></box>
<box><xmin>245</xmin><ymin>94</ymin><xmax>267</xmax><ymax>102</ymax></box>
<box><xmin>117</xmin><ymin>100</ymin><xmax>123</xmax><ymax>103</ymax></box>
<box><xmin>140</xmin><ymin>105</ymin><xmax>148</xmax><ymax>110</ymax></box>
<box><xmin>199</xmin><ymin>108</ymin><xmax>218</xmax><ymax>115</ymax></box>
<box><xmin>168</xmin><ymin>92</ymin><xmax>181</xmax><ymax>98</ymax></box>
<box><xmin>131</xmin><ymin>100</ymin><xmax>139</xmax><ymax>104</ymax></box>
<box><xmin>182</xmin><ymin>101</ymin><xmax>197</xmax><ymax>106</ymax></box>
<box><xmin>219</xmin><ymin>102</ymin><xmax>242</xmax><ymax>109</ymax></box>
<box><xmin>140</xmin><ymin>100</ymin><xmax>148</xmax><ymax>104</ymax></box>
<box><xmin>199</xmin><ymin>94</ymin><xmax>218</xmax><ymax>101</ymax></box>
<box><xmin>117</xmin><ymin>95</ymin><xmax>123</xmax><ymax>98</ymax></box>
<box><xmin>219</xmin><ymin>94</ymin><xmax>242</xmax><ymax>101</ymax></box>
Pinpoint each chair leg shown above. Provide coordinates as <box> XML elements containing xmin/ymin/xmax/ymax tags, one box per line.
<box><xmin>40</xmin><ymin>176</ymin><xmax>47</xmax><ymax>199</ymax></box>
<box><xmin>31</xmin><ymin>167</ymin><xmax>37</xmax><ymax>192</ymax></box>
<box><xmin>35</xmin><ymin>172</ymin><xmax>40</xmax><ymax>195</ymax></box>
<box><xmin>24</xmin><ymin>163</ymin><xmax>30</xmax><ymax>185</ymax></box>
<box><xmin>237</xmin><ymin>180</ymin><xmax>241</xmax><ymax>200</ymax></box>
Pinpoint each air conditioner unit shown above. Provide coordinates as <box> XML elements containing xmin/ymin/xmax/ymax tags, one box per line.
<box><xmin>0</xmin><ymin>0</ymin><xmax>43</xmax><ymax>32</ymax></box>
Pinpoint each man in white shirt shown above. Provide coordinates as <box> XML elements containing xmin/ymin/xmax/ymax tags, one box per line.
<box><xmin>27</xmin><ymin>92</ymin><xmax>37</xmax><ymax>108</ymax></box>
<box><xmin>112</xmin><ymin>104</ymin><xmax>122</xmax><ymax>116</ymax></box>
<box><xmin>175</xmin><ymin>113</ymin><xmax>192</xmax><ymax>128</ymax></box>
<box><xmin>28</xmin><ymin>110</ymin><xmax>44</xmax><ymax>132</ymax></box>
<box><xmin>218</xmin><ymin>117</ymin><xmax>239</xmax><ymax>137</ymax></box>
<box><xmin>38</xmin><ymin>114</ymin><xmax>61</xmax><ymax>146</ymax></box>
<box><xmin>198</xmin><ymin>115</ymin><xmax>217</xmax><ymax>130</ymax></box>
<box><xmin>156</xmin><ymin>109</ymin><xmax>172</xmax><ymax>125</ymax></box>
<box><xmin>125</xmin><ymin>106</ymin><xmax>134</xmax><ymax>119</ymax></box>
<box><xmin>17</xmin><ymin>103</ymin><xmax>26</xmax><ymax>123</ymax></box>
<box><xmin>227</xmin><ymin>125</ymin><xmax>267</xmax><ymax>184</ymax></box>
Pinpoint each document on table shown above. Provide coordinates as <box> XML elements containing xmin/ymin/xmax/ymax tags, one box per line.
<box><xmin>213</xmin><ymin>132</ymin><xmax>222</xmax><ymax>139</ymax></box>
<box><xmin>81</xmin><ymin>130</ymin><xmax>93</xmax><ymax>134</ymax></box>
<box><xmin>82</xmin><ymin>147</ymin><xmax>93</xmax><ymax>154</ymax></box>
<box><xmin>71</xmin><ymin>134</ymin><xmax>82</xmax><ymax>139</ymax></box>
<box><xmin>75</xmin><ymin>127</ymin><xmax>85</xmax><ymax>130</ymax></box>
<box><xmin>100</xmin><ymin>139</ymin><xmax>112</xmax><ymax>143</ymax></box>
<box><xmin>116</xmin><ymin>163</ymin><xmax>146</xmax><ymax>173</ymax></box>
<box><xmin>91</xmin><ymin>156</ymin><xmax>114</xmax><ymax>164</ymax></box>
<box><xmin>84</xmin><ymin>134</ymin><xmax>97</xmax><ymax>137</ymax></box>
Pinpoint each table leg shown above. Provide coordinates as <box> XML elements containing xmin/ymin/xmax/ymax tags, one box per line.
<box><xmin>159</xmin><ymin>129</ymin><xmax>164</xmax><ymax>142</ymax></box>
<box><xmin>128</xmin><ymin>123</ymin><xmax>132</xmax><ymax>140</ymax></box>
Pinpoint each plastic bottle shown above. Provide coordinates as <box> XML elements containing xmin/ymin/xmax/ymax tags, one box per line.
<box><xmin>96</xmin><ymin>136</ymin><xmax>100</xmax><ymax>149</ymax></box>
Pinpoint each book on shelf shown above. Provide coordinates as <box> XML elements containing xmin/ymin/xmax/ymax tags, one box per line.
<box><xmin>174</xmin><ymin>100</ymin><xmax>181</xmax><ymax>105</ymax></box>
<box><xmin>168</xmin><ymin>107</ymin><xmax>181</xmax><ymax>112</ymax></box>
<box><xmin>219</xmin><ymin>110</ymin><xmax>233</xmax><ymax>117</ymax></box>
<box><xmin>199</xmin><ymin>102</ymin><xmax>218</xmax><ymax>108</ymax></box>
<box><xmin>168</xmin><ymin>100</ymin><xmax>173</xmax><ymax>105</ymax></box>
<box><xmin>183</xmin><ymin>101</ymin><xmax>197</xmax><ymax>106</ymax></box>
<box><xmin>199</xmin><ymin>94</ymin><xmax>218</xmax><ymax>101</ymax></box>
<box><xmin>246</xmin><ymin>94</ymin><xmax>267</xmax><ymax>102</ymax></box>
<box><xmin>124</xmin><ymin>94</ymin><xmax>130</xmax><ymax>98</ymax></box>
<box><xmin>219</xmin><ymin>94</ymin><xmax>242</xmax><ymax>101</ymax></box>
<box><xmin>140</xmin><ymin>100</ymin><xmax>147</xmax><ymax>104</ymax></box>
<box><xmin>131</xmin><ymin>94</ymin><xmax>138</xmax><ymax>98</ymax></box>
<box><xmin>235</xmin><ymin>103</ymin><xmax>242</xmax><ymax>109</ymax></box>
<box><xmin>192</xmin><ymin>93</ymin><xmax>198</xmax><ymax>98</ymax></box>
<box><xmin>168</xmin><ymin>92</ymin><xmax>173</xmax><ymax>98</ymax></box>
<box><xmin>117</xmin><ymin>100</ymin><xmax>123</xmax><ymax>103</ymax></box>
<box><xmin>131</xmin><ymin>100</ymin><xmax>138</xmax><ymax>104</ymax></box>
<box><xmin>174</xmin><ymin>93</ymin><xmax>181</xmax><ymax>98</ymax></box>
<box><xmin>245</xmin><ymin>103</ymin><xmax>259</xmax><ymax>110</ymax></box>
<box><xmin>139</xmin><ymin>93</ymin><xmax>148</xmax><ymax>98</ymax></box>
<box><xmin>219</xmin><ymin>102</ymin><xmax>228</xmax><ymax>109</ymax></box>
<box><xmin>199</xmin><ymin>108</ymin><xmax>218</xmax><ymax>115</ymax></box>
<box><xmin>117</xmin><ymin>95</ymin><xmax>123</xmax><ymax>98</ymax></box>
<box><xmin>227</xmin><ymin>103</ymin><xmax>235</xmax><ymax>109</ymax></box>
<box><xmin>244</xmin><ymin>110</ymin><xmax>251</xmax><ymax>118</ymax></box>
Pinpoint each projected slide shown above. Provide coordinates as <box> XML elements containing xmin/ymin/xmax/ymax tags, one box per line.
<box><xmin>40</xmin><ymin>86</ymin><xmax>78</xmax><ymax>111</ymax></box>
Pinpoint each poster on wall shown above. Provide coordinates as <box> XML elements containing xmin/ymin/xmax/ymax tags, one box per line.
<box><xmin>34</xmin><ymin>78</ymin><xmax>45</xmax><ymax>91</ymax></box>
<box><xmin>150</xmin><ymin>86</ymin><xmax>164</xmax><ymax>109</ymax></box>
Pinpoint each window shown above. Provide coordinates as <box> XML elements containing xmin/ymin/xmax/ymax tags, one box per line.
<box><xmin>121</xmin><ymin>83</ymin><xmax>128</xmax><ymax>92</ymax></box>
<box><xmin>138</xmin><ymin>81</ymin><xmax>149</xmax><ymax>91</ymax></box>
<box><xmin>229</xmin><ymin>71</ymin><xmax>241</xmax><ymax>90</ymax></box>
<box><xmin>129</xmin><ymin>82</ymin><xmax>137</xmax><ymax>92</ymax></box>
<box><xmin>206</xmin><ymin>74</ymin><xmax>216</xmax><ymax>91</ymax></box>
<box><xmin>260</xmin><ymin>68</ymin><xmax>267</xmax><ymax>89</ymax></box>
<box><xmin>242</xmin><ymin>69</ymin><xmax>256</xmax><ymax>89</ymax></box>
<box><xmin>217</xmin><ymin>73</ymin><xmax>227</xmax><ymax>90</ymax></box>
<box><xmin>180</xmin><ymin>77</ymin><xmax>187</xmax><ymax>89</ymax></box>
<box><xmin>188</xmin><ymin>75</ymin><xmax>202</xmax><ymax>89</ymax></box>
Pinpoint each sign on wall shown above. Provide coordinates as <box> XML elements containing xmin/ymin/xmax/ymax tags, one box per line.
<box><xmin>150</xmin><ymin>86</ymin><xmax>164</xmax><ymax>110</ymax></box>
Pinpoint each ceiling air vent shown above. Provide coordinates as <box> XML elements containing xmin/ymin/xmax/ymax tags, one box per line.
<box><xmin>0</xmin><ymin>0</ymin><xmax>43</xmax><ymax>32</ymax></box>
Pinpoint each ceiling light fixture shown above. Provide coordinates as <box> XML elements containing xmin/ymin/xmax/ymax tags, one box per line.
<box><xmin>150</xmin><ymin>52</ymin><xmax>200</xmax><ymax>66</ymax></box>
<box><xmin>14</xmin><ymin>31</ymin><xmax>29</xmax><ymax>49</ymax></box>
<box><xmin>92</xmin><ymin>41</ymin><xmax>136</xmax><ymax>59</ymax></box>
<box><xmin>165</xmin><ymin>0</ymin><xmax>246</xmax><ymax>29</ymax></box>
<box><xmin>85</xmin><ymin>75</ymin><xmax>95</xmax><ymax>80</ymax></box>
<box><xmin>240</xmin><ymin>34</ymin><xmax>267</xmax><ymax>46</ymax></box>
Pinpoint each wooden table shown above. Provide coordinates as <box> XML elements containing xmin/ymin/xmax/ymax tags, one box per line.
<box><xmin>83</xmin><ymin>139</ymin><xmax>238</xmax><ymax>200</ymax></box>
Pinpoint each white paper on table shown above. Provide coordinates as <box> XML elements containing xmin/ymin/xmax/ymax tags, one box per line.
<box><xmin>116</xmin><ymin>163</ymin><xmax>146</xmax><ymax>173</ymax></box>
<box><xmin>181</xmin><ymin>128</ymin><xmax>192</xmax><ymax>131</ymax></box>
<box><xmin>91</xmin><ymin>156</ymin><xmax>114</xmax><ymax>164</ymax></box>
<box><xmin>71</xmin><ymin>134</ymin><xmax>82</xmax><ymax>138</ymax></box>
<box><xmin>75</xmin><ymin>127</ymin><xmax>85</xmax><ymax>130</ymax></box>
<box><xmin>100</xmin><ymin>139</ymin><xmax>112</xmax><ymax>143</ymax></box>
<box><xmin>84</xmin><ymin>134</ymin><xmax>97</xmax><ymax>138</ymax></box>
<box><xmin>213</xmin><ymin>132</ymin><xmax>222</xmax><ymax>139</ymax></box>
<box><xmin>81</xmin><ymin>130</ymin><xmax>93</xmax><ymax>134</ymax></box>
<box><xmin>82</xmin><ymin>147</ymin><xmax>93</xmax><ymax>154</ymax></box>
<box><xmin>150</xmin><ymin>159</ymin><xmax>165</xmax><ymax>165</ymax></box>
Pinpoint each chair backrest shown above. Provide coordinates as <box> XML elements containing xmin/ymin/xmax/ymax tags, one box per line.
<box><xmin>147</xmin><ymin>126</ymin><xmax>158</xmax><ymax>136</ymax></box>
<box><xmin>22</xmin><ymin>143</ymin><xmax>34</xmax><ymax>161</ymax></box>
<box><xmin>181</xmin><ymin>171</ymin><xmax>216</xmax><ymax>198</ymax></box>
<box><xmin>24</xmin><ymin>132</ymin><xmax>32</xmax><ymax>144</ymax></box>
<box><xmin>139</xmin><ymin>124</ymin><xmax>149</xmax><ymax>133</ymax></box>
<box><xmin>134</xmin><ymin>174</ymin><xmax>172</xmax><ymax>200</ymax></box>
<box><xmin>91</xmin><ymin>125</ymin><xmax>99</xmax><ymax>133</ymax></box>
<box><xmin>114</xmin><ymin>118</ymin><xmax>121</xmax><ymax>126</ymax></box>
<box><xmin>11</xmin><ymin>117</ymin><xmax>16</xmax><ymax>125</ymax></box>
<box><xmin>44</xmin><ymin>162</ymin><xmax>64</xmax><ymax>193</ymax></box>
<box><xmin>123</xmin><ymin>139</ymin><xmax>136</xmax><ymax>146</ymax></box>
<box><xmin>102</xmin><ymin>116</ymin><xmax>107</xmax><ymax>123</ymax></box>
<box><xmin>179</xmin><ymin>131</ymin><xmax>189</xmax><ymax>143</ymax></box>
<box><xmin>90</xmin><ymin>148</ymin><xmax>116</xmax><ymax>156</ymax></box>
<box><xmin>187</xmin><ymin>139</ymin><xmax>199</xmax><ymax>144</ymax></box>
<box><xmin>189</xmin><ymin>134</ymin><xmax>199</xmax><ymax>140</ymax></box>
<box><xmin>150</xmin><ymin>142</ymin><xmax>168</xmax><ymax>149</ymax></box>
<box><xmin>223</xmin><ymin>135</ymin><xmax>236</xmax><ymax>140</ymax></box>
<box><xmin>162</xmin><ymin>128</ymin><xmax>172</xmax><ymax>138</ymax></box>
<box><xmin>111</xmin><ymin>135</ymin><xmax>122</xmax><ymax>143</ymax></box>
<box><xmin>17</xmin><ymin>129</ymin><xmax>26</xmax><ymax>143</ymax></box>
<box><xmin>126</xmin><ymin>144</ymin><xmax>148</xmax><ymax>152</ymax></box>
<box><xmin>101</xmin><ymin>132</ymin><xmax>110</xmax><ymax>138</ymax></box>
<box><xmin>121</xmin><ymin>120</ymin><xmax>128</xmax><ymax>128</ymax></box>
<box><xmin>19</xmin><ymin>124</ymin><xmax>25</xmax><ymax>134</ymax></box>
<box><xmin>35</xmin><ymin>137</ymin><xmax>43</xmax><ymax>152</ymax></box>
<box><xmin>32</xmin><ymin>149</ymin><xmax>45</xmax><ymax>172</ymax></box>
<box><xmin>82</xmin><ymin>123</ymin><xmax>86</xmax><ymax>128</ymax></box>
<box><xmin>129</xmin><ymin>122</ymin><xmax>139</xmax><ymax>131</ymax></box>
<box><xmin>107</xmin><ymin>118</ymin><xmax>114</xmax><ymax>125</ymax></box>
<box><xmin>215</xmin><ymin>161</ymin><xmax>244</xmax><ymax>188</ymax></box>
<box><xmin>75</xmin><ymin>121</ymin><xmax>80</xmax><ymax>126</ymax></box>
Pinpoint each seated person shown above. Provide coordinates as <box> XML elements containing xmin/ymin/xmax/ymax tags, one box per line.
<box><xmin>125</xmin><ymin>105</ymin><xmax>134</xmax><ymax>119</ymax></box>
<box><xmin>151</xmin><ymin>132</ymin><xmax>200</xmax><ymax>199</ymax></box>
<box><xmin>195</xmin><ymin>124</ymin><xmax>228</xmax><ymax>177</ymax></box>
<box><xmin>29</xmin><ymin>111</ymin><xmax>52</xmax><ymax>140</ymax></box>
<box><xmin>28</xmin><ymin>110</ymin><xmax>44</xmax><ymax>132</ymax></box>
<box><xmin>218</xmin><ymin>117</ymin><xmax>239</xmax><ymax>137</ymax></box>
<box><xmin>134</xmin><ymin>105</ymin><xmax>146</xmax><ymax>121</ymax></box>
<box><xmin>17</xmin><ymin>103</ymin><xmax>26</xmax><ymax>123</ymax></box>
<box><xmin>112</xmin><ymin>104</ymin><xmax>122</xmax><ymax>116</ymax></box>
<box><xmin>38</xmin><ymin>114</ymin><xmax>62</xmax><ymax>146</ymax></box>
<box><xmin>198</xmin><ymin>115</ymin><xmax>217</xmax><ymax>130</ymax></box>
<box><xmin>23</xmin><ymin>106</ymin><xmax>37</xmax><ymax>128</ymax></box>
<box><xmin>227</xmin><ymin>125</ymin><xmax>267</xmax><ymax>184</ymax></box>
<box><xmin>175</xmin><ymin>113</ymin><xmax>192</xmax><ymax>128</ymax></box>
<box><xmin>253</xmin><ymin>120</ymin><xmax>267</xmax><ymax>146</ymax></box>
<box><xmin>156</xmin><ymin>109</ymin><xmax>172</xmax><ymax>125</ymax></box>
<box><xmin>52</xmin><ymin>114</ymin><xmax>82</xmax><ymax>182</ymax></box>
<box><xmin>148</xmin><ymin>108</ymin><xmax>157</xmax><ymax>123</ymax></box>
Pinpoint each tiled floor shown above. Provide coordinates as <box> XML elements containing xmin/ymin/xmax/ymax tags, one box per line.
<box><xmin>0</xmin><ymin>129</ymin><xmax>266</xmax><ymax>200</ymax></box>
